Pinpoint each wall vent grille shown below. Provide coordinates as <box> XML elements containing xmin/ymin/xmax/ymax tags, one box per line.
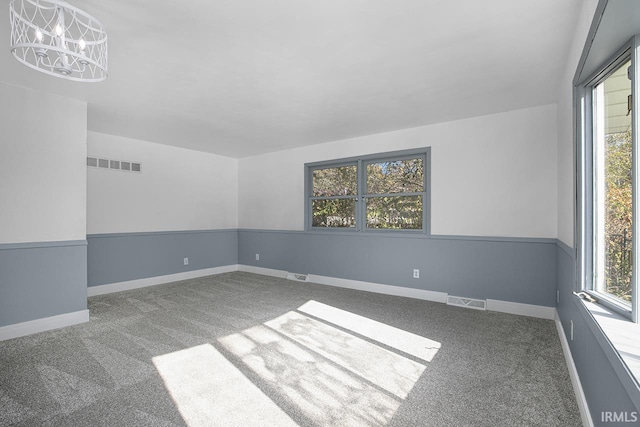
<box><xmin>286</xmin><ymin>272</ymin><xmax>309</xmax><ymax>282</ymax></box>
<box><xmin>446</xmin><ymin>295</ymin><xmax>486</xmax><ymax>311</ymax></box>
<box><xmin>87</xmin><ymin>157</ymin><xmax>141</xmax><ymax>173</ymax></box>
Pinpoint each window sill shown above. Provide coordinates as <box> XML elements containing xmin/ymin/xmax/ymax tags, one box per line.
<box><xmin>579</xmin><ymin>298</ymin><xmax>640</xmax><ymax>389</ymax></box>
<box><xmin>306</xmin><ymin>228</ymin><xmax>428</xmax><ymax>236</ymax></box>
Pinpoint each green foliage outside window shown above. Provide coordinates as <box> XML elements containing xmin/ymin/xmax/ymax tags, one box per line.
<box><xmin>604</xmin><ymin>130</ymin><xmax>633</xmax><ymax>302</ymax></box>
<box><xmin>366</xmin><ymin>159</ymin><xmax>423</xmax><ymax>194</ymax></box>
<box><xmin>312</xmin><ymin>166</ymin><xmax>357</xmax><ymax>197</ymax></box>
<box><xmin>365</xmin><ymin>159</ymin><xmax>423</xmax><ymax>229</ymax></box>
<box><xmin>311</xmin><ymin>157</ymin><xmax>424</xmax><ymax>230</ymax></box>
<box><xmin>312</xmin><ymin>166</ymin><xmax>357</xmax><ymax>228</ymax></box>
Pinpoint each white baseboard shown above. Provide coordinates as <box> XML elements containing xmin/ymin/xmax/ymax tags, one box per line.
<box><xmin>90</xmin><ymin>265</ymin><xmax>556</xmax><ymax>320</ymax></box>
<box><xmin>88</xmin><ymin>265</ymin><xmax>240</xmax><ymax>297</ymax></box>
<box><xmin>239</xmin><ymin>265</ymin><xmax>446</xmax><ymax>303</ymax></box>
<box><xmin>555</xmin><ymin>311</ymin><xmax>594</xmax><ymax>427</ymax></box>
<box><xmin>238</xmin><ymin>265</ymin><xmax>554</xmax><ymax>319</ymax></box>
<box><xmin>238</xmin><ymin>265</ymin><xmax>288</xmax><ymax>278</ymax></box>
<box><xmin>0</xmin><ymin>309</ymin><xmax>89</xmax><ymax>342</ymax></box>
<box><xmin>308</xmin><ymin>273</ymin><xmax>448</xmax><ymax>304</ymax></box>
<box><xmin>486</xmin><ymin>299</ymin><xmax>556</xmax><ymax>320</ymax></box>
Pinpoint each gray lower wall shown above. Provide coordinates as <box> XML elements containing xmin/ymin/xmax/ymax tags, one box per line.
<box><xmin>556</xmin><ymin>243</ymin><xmax>640</xmax><ymax>425</ymax></box>
<box><xmin>87</xmin><ymin>229</ymin><xmax>238</xmax><ymax>287</ymax></box>
<box><xmin>239</xmin><ymin>229</ymin><xmax>557</xmax><ymax>307</ymax></box>
<box><xmin>0</xmin><ymin>241</ymin><xmax>87</xmax><ymax>327</ymax></box>
<box><xmin>87</xmin><ymin>228</ymin><xmax>557</xmax><ymax>306</ymax></box>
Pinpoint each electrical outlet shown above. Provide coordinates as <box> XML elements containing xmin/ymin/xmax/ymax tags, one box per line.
<box><xmin>413</xmin><ymin>269</ymin><xmax>420</xmax><ymax>279</ymax></box>
<box><xmin>570</xmin><ymin>320</ymin><xmax>574</xmax><ymax>341</ymax></box>
<box><xmin>256</xmin><ymin>253</ymin><xmax>260</xmax><ymax>261</ymax></box>
<box><xmin>183</xmin><ymin>257</ymin><xmax>189</xmax><ymax>265</ymax></box>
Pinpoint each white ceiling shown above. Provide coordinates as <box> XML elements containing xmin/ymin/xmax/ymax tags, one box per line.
<box><xmin>1</xmin><ymin>0</ymin><xmax>583</xmax><ymax>158</ymax></box>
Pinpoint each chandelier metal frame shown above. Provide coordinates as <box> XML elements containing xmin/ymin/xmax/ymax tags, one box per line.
<box><xmin>9</xmin><ymin>0</ymin><xmax>108</xmax><ymax>82</ymax></box>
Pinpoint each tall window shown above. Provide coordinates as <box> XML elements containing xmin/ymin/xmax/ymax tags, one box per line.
<box><xmin>593</xmin><ymin>59</ymin><xmax>633</xmax><ymax>307</ymax></box>
<box><xmin>306</xmin><ymin>149</ymin><xmax>429</xmax><ymax>232</ymax></box>
<box><xmin>581</xmin><ymin>37</ymin><xmax>638</xmax><ymax>321</ymax></box>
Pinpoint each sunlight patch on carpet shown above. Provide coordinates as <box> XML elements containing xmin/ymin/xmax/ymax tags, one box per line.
<box><xmin>298</xmin><ymin>300</ymin><xmax>441</xmax><ymax>362</ymax></box>
<box><xmin>219</xmin><ymin>325</ymin><xmax>400</xmax><ymax>426</ymax></box>
<box><xmin>216</xmin><ymin>300</ymin><xmax>437</xmax><ymax>425</ymax></box>
<box><xmin>154</xmin><ymin>301</ymin><xmax>440</xmax><ymax>426</ymax></box>
<box><xmin>265</xmin><ymin>311</ymin><xmax>425</xmax><ymax>399</ymax></box>
<box><xmin>153</xmin><ymin>344</ymin><xmax>297</xmax><ymax>427</ymax></box>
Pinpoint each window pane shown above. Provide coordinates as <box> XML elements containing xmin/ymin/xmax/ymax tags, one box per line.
<box><xmin>366</xmin><ymin>158</ymin><xmax>423</xmax><ymax>194</ymax></box>
<box><xmin>366</xmin><ymin>196</ymin><xmax>422</xmax><ymax>229</ymax></box>
<box><xmin>312</xmin><ymin>199</ymin><xmax>356</xmax><ymax>228</ymax></box>
<box><xmin>594</xmin><ymin>60</ymin><xmax>633</xmax><ymax>305</ymax></box>
<box><xmin>312</xmin><ymin>166</ymin><xmax>357</xmax><ymax>197</ymax></box>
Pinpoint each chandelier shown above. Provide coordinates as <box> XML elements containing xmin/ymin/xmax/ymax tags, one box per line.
<box><xmin>9</xmin><ymin>0</ymin><xmax>107</xmax><ymax>82</ymax></box>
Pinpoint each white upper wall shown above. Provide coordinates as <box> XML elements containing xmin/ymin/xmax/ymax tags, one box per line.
<box><xmin>0</xmin><ymin>82</ymin><xmax>87</xmax><ymax>244</ymax></box>
<box><xmin>557</xmin><ymin>0</ymin><xmax>599</xmax><ymax>247</ymax></box>
<box><xmin>239</xmin><ymin>104</ymin><xmax>558</xmax><ymax>238</ymax></box>
<box><xmin>87</xmin><ymin>132</ymin><xmax>238</xmax><ymax>234</ymax></box>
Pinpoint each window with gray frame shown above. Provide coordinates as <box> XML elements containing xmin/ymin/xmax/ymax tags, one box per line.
<box><xmin>305</xmin><ymin>148</ymin><xmax>430</xmax><ymax>233</ymax></box>
<box><xmin>579</xmin><ymin>36</ymin><xmax>639</xmax><ymax>322</ymax></box>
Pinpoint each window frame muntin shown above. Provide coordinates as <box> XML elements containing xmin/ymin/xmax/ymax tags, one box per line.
<box><xmin>305</xmin><ymin>147</ymin><xmax>431</xmax><ymax>234</ymax></box>
<box><xmin>578</xmin><ymin>37</ymin><xmax>638</xmax><ymax>321</ymax></box>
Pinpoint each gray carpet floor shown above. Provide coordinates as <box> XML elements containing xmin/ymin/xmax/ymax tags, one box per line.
<box><xmin>0</xmin><ymin>272</ymin><xmax>581</xmax><ymax>426</ymax></box>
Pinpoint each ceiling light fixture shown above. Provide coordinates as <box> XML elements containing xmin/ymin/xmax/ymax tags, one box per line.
<box><xmin>9</xmin><ymin>0</ymin><xmax>108</xmax><ymax>82</ymax></box>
